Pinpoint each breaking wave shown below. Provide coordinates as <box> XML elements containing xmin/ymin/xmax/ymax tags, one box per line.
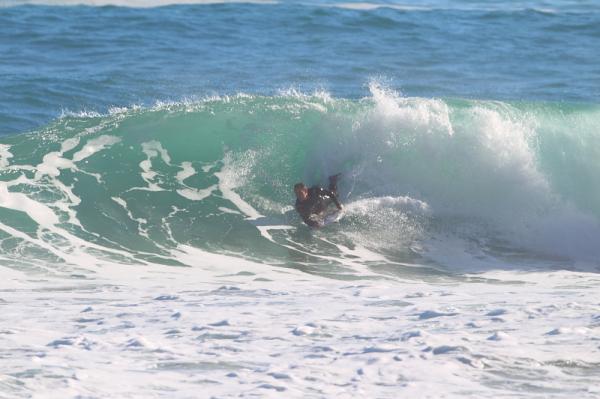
<box><xmin>1</xmin><ymin>84</ymin><xmax>600</xmax><ymax>276</ymax></box>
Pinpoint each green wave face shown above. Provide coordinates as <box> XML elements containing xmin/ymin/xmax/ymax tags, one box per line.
<box><xmin>2</xmin><ymin>89</ymin><xmax>600</xmax><ymax>275</ymax></box>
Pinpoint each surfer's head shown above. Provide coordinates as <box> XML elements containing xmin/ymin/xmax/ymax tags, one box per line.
<box><xmin>294</xmin><ymin>183</ymin><xmax>308</xmax><ymax>201</ymax></box>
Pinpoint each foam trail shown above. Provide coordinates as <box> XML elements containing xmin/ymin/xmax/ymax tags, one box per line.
<box><xmin>112</xmin><ymin>197</ymin><xmax>149</xmax><ymax>238</ymax></box>
<box><xmin>214</xmin><ymin>152</ymin><xmax>263</xmax><ymax>220</ymax></box>
<box><xmin>137</xmin><ymin>140</ymin><xmax>170</xmax><ymax>191</ymax></box>
<box><xmin>176</xmin><ymin>162</ymin><xmax>196</xmax><ymax>182</ymax></box>
<box><xmin>175</xmin><ymin>161</ymin><xmax>217</xmax><ymax>201</ymax></box>
<box><xmin>72</xmin><ymin>135</ymin><xmax>120</xmax><ymax>162</ymax></box>
<box><xmin>0</xmin><ymin>144</ymin><xmax>13</xmax><ymax>167</ymax></box>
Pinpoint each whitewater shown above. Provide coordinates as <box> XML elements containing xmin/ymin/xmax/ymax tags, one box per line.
<box><xmin>1</xmin><ymin>1</ymin><xmax>600</xmax><ymax>398</ymax></box>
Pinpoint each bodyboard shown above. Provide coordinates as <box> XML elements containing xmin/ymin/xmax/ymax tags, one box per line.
<box><xmin>322</xmin><ymin>208</ymin><xmax>344</xmax><ymax>226</ymax></box>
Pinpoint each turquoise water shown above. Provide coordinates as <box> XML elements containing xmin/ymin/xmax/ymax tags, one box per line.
<box><xmin>1</xmin><ymin>1</ymin><xmax>600</xmax><ymax>274</ymax></box>
<box><xmin>1</xmin><ymin>89</ymin><xmax>600</xmax><ymax>275</ymax></box>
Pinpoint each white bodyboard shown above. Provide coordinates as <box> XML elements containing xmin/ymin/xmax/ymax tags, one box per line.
<box><xmin>321</xmin><ymin>208</ymin><xmax>344</xmax><ymax>226</ymax></box>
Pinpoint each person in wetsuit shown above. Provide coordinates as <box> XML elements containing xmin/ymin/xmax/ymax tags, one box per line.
<box><xmin>294</xmin><ymin>174</ymin><xmax>343</xmax><ymax>227</ymax></box>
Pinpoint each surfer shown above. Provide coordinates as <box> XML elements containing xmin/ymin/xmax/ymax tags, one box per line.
<box><xmin>294</xmin><ymin>174</ymin><xmax>343</xmax><ymax>228</ymax></box>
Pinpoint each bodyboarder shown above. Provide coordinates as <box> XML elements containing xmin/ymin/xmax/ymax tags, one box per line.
<box><xmin>294</xmin><ymin>174</ymin><xmax>343</xmax><ymax>228</ymax></box>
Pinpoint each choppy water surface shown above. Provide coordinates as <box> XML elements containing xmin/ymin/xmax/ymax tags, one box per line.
<box><xmin>1</xmin><ymin>1</ymin><xmax>600</xmax><ymax>398</ymax></box>
<box><xmin>2</xmin><ymin>0</ymin><xmax>600</xmax><ymax>134</ymax></box>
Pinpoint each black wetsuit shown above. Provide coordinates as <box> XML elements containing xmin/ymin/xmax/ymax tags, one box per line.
<box><xmin>295</xmin><ymin>180</ymin><xmax>342</xmax><ymax>227</ymax></box>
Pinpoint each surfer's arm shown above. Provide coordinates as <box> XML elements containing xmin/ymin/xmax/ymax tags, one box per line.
<box><xmin>333</xmin><ymin>196</ymin><xmax>343</xmax><ymax>210</ymax></box>
<box><xmin>322</xmin><ymin>189</ymin><xmax>343</xmax><ymax>210</ymax></box>
<box><xmin>296</xmin><ymin>204</ymin><xmax>322</xmax><ymax>228</ymax></box>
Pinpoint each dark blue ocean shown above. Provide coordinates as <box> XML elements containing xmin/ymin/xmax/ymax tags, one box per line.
<box><xmin>2</xmin><ymin>0</ymin><xmax>600</xmax><ymax>135</ymax></box>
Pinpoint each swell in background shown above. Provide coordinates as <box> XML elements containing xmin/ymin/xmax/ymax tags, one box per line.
<box><xmin>2</xmin><ymin>2</ymin><xmax>600</xmax><ymax>134</ymax></box>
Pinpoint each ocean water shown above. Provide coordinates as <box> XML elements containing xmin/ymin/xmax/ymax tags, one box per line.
<box><xmin>1</xmin><ymin>1</ymin><xmax>600</xmax><ymax>398</ymax></box>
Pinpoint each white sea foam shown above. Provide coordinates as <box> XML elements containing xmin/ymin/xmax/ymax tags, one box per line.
<box><xmin>346</xmin><ymin>195</ymin><xmax>430</xmax><ymax>215</ymax></box>
<box><xmin>176</xmin><ymin>186</ymin><xmax>216</xmax><ymax>201</ymax></box>
<box><xmin>135</xmin><ymin>140</ymin><xmax>170</xmax><ymax>191</ymax></box>
<box><xmin>72</xmin><ymin>135</ymin><xmax>121</xmax><ymax>162</ymax></box>
<box><xmin>214</xmin><ymin>151</ymin><xmax>263</xmax><ymax>220</ymax></box>
<box><xmin>1</xmin><ymin>258</ymin><xmax>598</xmax><ymax>398</ymax></box>
<box><xmin>175</xmin><ymin>161</ymin><xmax>196</xmax><ymax>182</ymax></box>
<box><xmin>0</xmin><ymin>144</ymin><xmax>13</xmax><ymax>168</ymax></box>
<box><xmin>172</xmin><ymin>161</ymin><xmax>216</xmax><ymax>201</ymax></box>
<box><xmin>112</xmin><ymin>196</ymin><xmax>150</xmax><ymax>238</ymax></box>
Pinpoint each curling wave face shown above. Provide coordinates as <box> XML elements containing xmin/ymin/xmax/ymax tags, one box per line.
<box><xmin>1</xmin><ymin>85</ymin><xmax>600</xmax><ymax>276</ymax></box>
